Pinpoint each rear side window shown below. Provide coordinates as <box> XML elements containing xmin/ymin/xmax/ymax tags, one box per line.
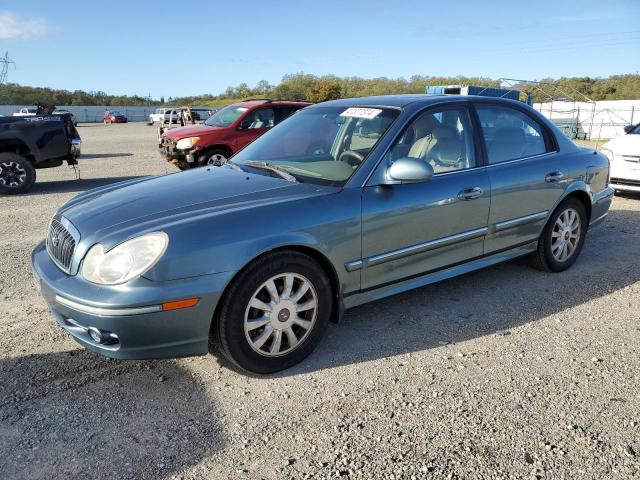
<box><xmin>276</xmin><ymin>107</ymin><xmax>299</xmax><ymax>124</ymax></box>
<box><xmin>476</xmin><ymin>105</ymin><xmax>549</xmax><ymax>164</ymax></box>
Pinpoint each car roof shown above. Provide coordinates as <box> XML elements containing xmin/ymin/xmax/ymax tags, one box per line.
<box><xmin>314</xmin><ymin>94</ymin><xmax>530</xmax><ymax>109</ymax></box>
<box><xmin>232</xmin><ymin>100</ymin><xmax>311</xmax><ymax>108</ymax></box>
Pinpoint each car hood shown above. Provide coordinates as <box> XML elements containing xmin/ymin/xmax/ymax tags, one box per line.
<box><xmin>59</xmin><ymin>167</ymin><xmax>338</xmax><ymax>246</ymax></box>
<box><xmin>163</xmin><ymin>124</ymin><xmax>225</xmax><ymax>139</ymax></box>
<box><xmin>601</xmin><ymin>135</ymin><xmax>640</xmax><ymax>156</ymax></box>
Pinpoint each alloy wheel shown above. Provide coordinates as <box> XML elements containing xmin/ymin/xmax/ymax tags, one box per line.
<box><xmin>551</xmin><ymin>207</ymin><xmax>581</xmax><ymax>262</ymax></box>
<box><xmin>0</xmin><ymin>161</ymin><xmax>27</xmax><ymax>188</ymax></box>
<box><xmin>244</xmin><ymin>273</ymin><xmax>318</xmax><ymax>357</ymax></box>
<box><xmin>206</xmin><ymin>153</ymin><xmax>227</xmax><ymax>166</ymax></box>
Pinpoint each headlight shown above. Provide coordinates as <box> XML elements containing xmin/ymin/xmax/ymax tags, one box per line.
<box><xmin>600</xmin><ymin>148</ymin><xmax>614</xmax><ymax>162</ymax></box>
<box><xmin>82</xmin><ymin>232</ymin><xmax>168</xmax><ymax>285</ymax></box>
<box><xmin>176</xmin><ymin>137</ymin><xmax>200</xmax><ymax>150</ymax></box>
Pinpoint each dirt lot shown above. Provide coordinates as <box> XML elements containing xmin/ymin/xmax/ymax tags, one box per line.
<box><xmin>1</xmin><ymin>123</ymin><xmax>639</xmax><ymax>479</ymax></box>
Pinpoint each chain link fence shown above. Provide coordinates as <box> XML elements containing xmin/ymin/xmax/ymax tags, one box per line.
<box><xmin>0</xmin><ymin>105</ymin><xmax>161</xmax><ymax>122</ymax></box>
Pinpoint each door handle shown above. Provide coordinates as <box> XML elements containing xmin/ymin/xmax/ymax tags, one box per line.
<box><xmin>545</xmin><ymin>171</ymin><xmax>565</xmax><ymax>182</ymax></box>
<box><xmin>457</xmin><ymin>187</ymin><xmax>484</xmax><ymax>201</ymax></box>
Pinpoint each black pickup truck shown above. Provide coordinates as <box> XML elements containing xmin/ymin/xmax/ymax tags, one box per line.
<box><xmin>0</xmin><ymin>114</ymin><xmax>81</xmax><ymax>194</ymax></box>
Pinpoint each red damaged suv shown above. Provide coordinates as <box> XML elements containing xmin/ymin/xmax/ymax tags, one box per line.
<box><xmin>159</xmin><ymin>99</ymin><xmax>310</xmax><ymax>169</ymax></box>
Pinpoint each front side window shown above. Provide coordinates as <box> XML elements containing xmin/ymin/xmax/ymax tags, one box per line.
<box><xmin>476</xmin><ymin>105</ymin><xmax>548</xmax><ymax>164</ymax></box>
<box><xmin>387</xmin><ymin>106</ymin><xmax>475</xmax><ymax>174</ymax></box>
<box><xmin>231</xmin><ymin>106</ymin><xmax>399</xmax><ymax>185</ymax></box>
<box><xmin>205</xmin><ymin>105</ymin><xmax>249</xmax><ymax>127</ymax></box>
<box><xmin>242</xmin><ymin>108</ymin><xmax>275</xmax><ymax>129</ymax></box>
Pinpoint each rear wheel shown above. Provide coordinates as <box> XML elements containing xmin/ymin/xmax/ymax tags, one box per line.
<box><xmin>530</xmin><ymin>198</ymin><xmax>587</xmax><ymax>272</ymax></box>
<box><xmin>213</xmin><ymin>251</ymin><xmax>332</xmax><ymax>374</ymax></box>
<box><xmin>0</xmin><ymin>153</ymin><xmax>36</xmax><ymax>195</ymax></box>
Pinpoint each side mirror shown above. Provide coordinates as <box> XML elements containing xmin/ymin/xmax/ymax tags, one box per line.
<box><xmin>386</xmin><ymin>157</ymin><xmax>434</xmax><ymax>184</ymax></box>
<box><xmin>624</xmin><ymin>124</ymin><xmax>633</xmax><ymax>134</ymax></box>
<box><xmin>239</xmin><ymin>119</ymin><xmax>252</xmax><ymax>130</ymax></box>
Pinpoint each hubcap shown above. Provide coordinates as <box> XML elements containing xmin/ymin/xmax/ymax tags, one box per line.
<box><xmin>0</xmin><ymin>161</ymin><xmax>27</xmax><ymax>187</ymax></box>
<box><xmin>244</xmin><ymin>273</ymin><xmax>318</xmax><ymax>357</ymax></box>
<box><xmin>551</xmin><ymin>208</ymin><xmax>581</xmax><ymax>262</ymax></box>
<box><xmin>207</xmin><ymin>153</ymin><xmax>227</xmax><ymax>166</ymax></box>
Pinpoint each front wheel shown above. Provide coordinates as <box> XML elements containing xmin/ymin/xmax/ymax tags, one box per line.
<box><xmin>530</xmin><ymin>198</ymin><xmax>587</xmax><ymax>272</ymax></box>
<box><xmin>0</xmin><ymin>152</ymin><xmax>36</xmax><ymax>195</ymax></box>
<box><xmin>199</xmin><ymin>149</ymin><xmax>228</xmax><ymax>167</ymax></box>
<box><xmin>213</xmin><ymin>251</ymin><xmax>332</xmax><ymax>374</ymax></box>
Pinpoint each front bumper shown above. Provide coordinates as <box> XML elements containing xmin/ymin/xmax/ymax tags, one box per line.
<box><xmin>32</xmin><ymin>241</ymin><xmax>235</xmax><ymax>360</ymax></box>
<box><xmin>610</xmin><ymin>157</ymin><xmax>640</xmax><ymax>192</ymax></box>
<box><xmin>158</xmin><ymin>137</ymin><xmax>196</xmax><ymax>169</ymax></box>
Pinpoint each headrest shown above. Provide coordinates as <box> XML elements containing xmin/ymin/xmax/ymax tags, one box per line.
<box><xmin>432</xmin><ymin>126</ymin><xmax>456</xmax><ymax>140</ymax></box>
<box><xmin>412</xmin><ymin>114</ymin><xmax>437</xmax><ymax>137</ymax></box>
<box><xmin>493</xmin><ymin>127</ymin><xmax>525</xmax><ymax>143</ymax></box>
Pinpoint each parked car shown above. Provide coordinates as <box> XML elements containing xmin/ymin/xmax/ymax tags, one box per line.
<box><xmin>103</xmin><ymin>111</ymin><xmax>127</xmax><ymax>124</ymax></box>
<box><xmin>600</xmin><ymin>123</ymin><xmax>640</xmax><ymax>193</ymax></box>
<box><xmin>12</xmin><ymin>107</ymin><xmax>37</xmax><ymax>117</ymax></box>
<box><xmin>149</xmin><ymin>108</ymin><xmax>181</xmax><ymax>125</ymax></box>
<box><xmin>190</xmin><ymin>108</ymin><xmax>216</xmax><ymax>121</ymax></box>
<box><xmin>32</xmin><ymin>95</ymin><xmax>613</xmax><ymax>373</ymax></box>
<box><xmin>0</xmin><ymin>114</ymin><xmax>81</xmax><ymax>194</ymax></box>
<box><xmin>159</xmin><ymin>99</ymin><xmax>310</xmax><ymax>169</ymax></box>
<box><xmin>53</xmin><ymin>109</ymin><xmax>78</xmax><ymax>126</ymax></box>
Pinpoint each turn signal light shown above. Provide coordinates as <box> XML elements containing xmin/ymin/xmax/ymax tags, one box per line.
<box><xmin>162</xmin><ymin>297</ymin><xmax>199</xmax><ymax>311</ymax></box>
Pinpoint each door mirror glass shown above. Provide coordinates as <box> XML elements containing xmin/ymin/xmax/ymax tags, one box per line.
<box><xmin>386</xmin><ymin>157</ymin><xmax>434</xmax><ymax>184</ymax></box>
<box><xmin>624</xmin><ymin>124</ymin><xmax>633</xmax><ymax>134</ymax></box>
<box><xmin>239</xmin><ymin>118</ymin><xmax>252</xmax><ymax>130</ymax></box>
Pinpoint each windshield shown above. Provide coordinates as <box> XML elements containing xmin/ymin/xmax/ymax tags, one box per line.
<box><xmin>205</xmin><ymin>105</ymin><xmax>249</xmax><ymax>127</ymax></box>
<box><xmin>111</xmin><ymin>111</ymin><xmax>123</xmax><ymax>115</ymax></box>
<box><xmin>231</xmin><ymin>106</ymin><xmax>399</xmax><ymax>185</ymax></box>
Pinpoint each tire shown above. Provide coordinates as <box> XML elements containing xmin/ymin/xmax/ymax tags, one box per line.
<box><xmin>213</xmin><ymin>251</ymin><xmax>332</xmax><ymax>374</ymax></box>
<box><xmin>530</xmin><ymin>197</ymin><xmax>587</xmax><ymax>272</ymax></box>
<box><xmin>0</xmin><ymin>152</ymin><xmax>36</xmax><ymax>195</ymax></box>
<box><xmin>199</xmin><ymin>149</ymin><xmax>228</xmax><ymax>167</ymax></box>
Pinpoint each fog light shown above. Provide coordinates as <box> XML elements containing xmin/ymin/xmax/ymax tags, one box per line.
<box><xmin>88</xmin><ymin>327</ymin><xmax>104</xmax><ymax>344</ymax></box>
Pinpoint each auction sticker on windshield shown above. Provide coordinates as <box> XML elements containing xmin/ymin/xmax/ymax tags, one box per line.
<box><xmin>340</xmin><ymin>107</ymin><xmax>382</xmax><ymax>119</ymax></box>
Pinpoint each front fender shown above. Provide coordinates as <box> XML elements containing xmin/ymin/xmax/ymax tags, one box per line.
<box><xmin>142</xmin><ymin>189</ymin><xmax>363</xmax><ymax>293</ymax></box>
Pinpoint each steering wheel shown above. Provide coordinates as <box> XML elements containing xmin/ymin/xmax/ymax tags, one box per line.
<box><xmin>338</xmin><ymin>150</ymin><xmax>364</xmax><ymax>166</ymax></box>
<box><xmin>306</xmin><ymin>142</ymin><xmax>327</xmax><ymax>156</ymax></box>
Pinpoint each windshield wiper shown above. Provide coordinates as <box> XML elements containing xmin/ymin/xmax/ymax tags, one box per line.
<box><xmin>243</xmin><ymin>161</ymin><xmax>297</xmax><ymax>182</ymax></box>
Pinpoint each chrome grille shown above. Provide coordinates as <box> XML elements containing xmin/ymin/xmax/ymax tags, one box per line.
<box><xmin>46</xmin><ymin>219</ymin><xmax>76</xmax><ymax>272</ymax></box>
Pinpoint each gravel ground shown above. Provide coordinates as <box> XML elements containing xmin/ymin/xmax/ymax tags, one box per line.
<box><xmin>1</xmin><ymin>123</ymin><xmax>639</xmax><ymax>479</ymax></box>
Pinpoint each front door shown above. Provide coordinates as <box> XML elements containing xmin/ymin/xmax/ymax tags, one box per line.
<box><xmin>234</xmin><ymin>107</ymin><xmax>275</xmax><ymax>151</ymax></box>
<box><xmin>361</xmin><ymin>105</ymin><xmax>491</xmax><ymax>290</ymax></box>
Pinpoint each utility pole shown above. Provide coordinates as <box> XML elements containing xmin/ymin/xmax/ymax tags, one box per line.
<box><xmin>0</xmin><ymin>52</ymin><xmax>15</xmax><ymax>84</ymax></box>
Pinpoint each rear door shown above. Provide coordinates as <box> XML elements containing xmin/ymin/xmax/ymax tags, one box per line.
<box><xmin>473</xmin><ymin>103</ymin><xmax>566</xmax><ymax>253</ymax></box>
<box><xmin>234</xmin><ymin>107</ymin><xmax>275</xmax><ymax>151</ymax></box>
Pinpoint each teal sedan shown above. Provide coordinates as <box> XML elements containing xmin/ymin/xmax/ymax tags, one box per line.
<box><xmin>32</xmin><ymin>95</ymin><xmax>614</xmax><ymax>373</ymax></box>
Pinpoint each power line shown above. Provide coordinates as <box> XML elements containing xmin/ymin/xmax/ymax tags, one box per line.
<box><xmin>0</xmin><ymin>52</ymin><xmax>16</xmax><ymax>84</ymax></box>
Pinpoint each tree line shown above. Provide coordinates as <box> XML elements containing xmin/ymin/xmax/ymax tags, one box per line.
<box><xmin>1</xmin><ymin>74</ymin><xmax>639</xmax><ymax>107</ymax></box>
